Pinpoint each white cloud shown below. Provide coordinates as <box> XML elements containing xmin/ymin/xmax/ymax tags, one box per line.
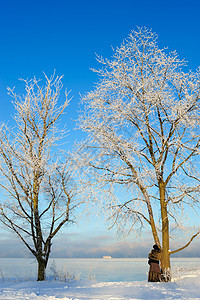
<box><xmin>0</xmin><ymin>231</ymin><xmax>200</xmax><ymax>258</ymax></box>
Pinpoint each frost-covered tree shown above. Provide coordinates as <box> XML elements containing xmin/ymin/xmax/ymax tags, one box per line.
<box><xmin>79</xmin><ymin>28</ymin><xmax>200</xmax><ymax>280</ymax></box>
<box><xmin>0</xmin><ymin>74</ymin><xmax>82</xmax><ymax>281</ymax></box>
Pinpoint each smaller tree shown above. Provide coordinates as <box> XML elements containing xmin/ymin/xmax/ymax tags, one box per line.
<box><xmin>0</xmin><ymin>74</ymin><xmax>82</xmax><ymax>281</ymax></box>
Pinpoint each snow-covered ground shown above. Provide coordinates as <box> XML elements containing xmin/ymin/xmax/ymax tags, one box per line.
<box><xmin>0</xmin><ymin>271</ymin><xmax>200</xmax><ymax>299</ymax></box>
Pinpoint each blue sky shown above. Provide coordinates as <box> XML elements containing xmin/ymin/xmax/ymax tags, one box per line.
<box><xmin>0</xmin><ymin>0</ymin><xmax>200</xmax><ymax>258</ymax></box>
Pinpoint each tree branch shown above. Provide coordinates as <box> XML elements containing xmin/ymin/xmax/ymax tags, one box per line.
<box><xmin>169</xmin><ymin>231</ymin><xmax>200</xmax><ymax>255</ymax></box>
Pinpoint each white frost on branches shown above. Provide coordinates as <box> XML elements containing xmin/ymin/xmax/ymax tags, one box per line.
<box><xmin>0</xmin><ymin>73</ymin><xmax>84</xmax><ymax>280</ymax></box>
<box><xmin>79</xmin><ymin>27</ymin><xmax>200</xmax><ymax>245</ymax></box>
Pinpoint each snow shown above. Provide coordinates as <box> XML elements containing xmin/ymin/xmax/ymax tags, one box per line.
<box><xmin>1</xmin><ymin>271</ymin><xmax>200</xmax><ymax>299</ymax></box>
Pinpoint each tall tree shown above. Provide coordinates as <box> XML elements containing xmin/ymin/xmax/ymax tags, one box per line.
<box><xmin>0</xmin><ymin>74</ymin><xmax>82</xmax><ymax>281</ymax></box>
<box><xmin>79</xmin><ymin>28</ymin><xmax>200</xmax><ymax>280</ymax></box>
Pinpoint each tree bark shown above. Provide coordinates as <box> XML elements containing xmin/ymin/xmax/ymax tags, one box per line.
<box><xmin>37</xmin><ymin>257</ymin><xmax>47</xmax><ymax>281</ymax></box>
<box><xmin>159</xmin><ymin>181</ymin><xmax>171</xmax><ymax>281</ymax></box>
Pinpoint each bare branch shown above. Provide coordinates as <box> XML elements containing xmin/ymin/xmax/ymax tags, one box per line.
<box><xmin>169</xmin><ymin>231</ymin><xmax>200</xmax><ymax>255</ymax></box>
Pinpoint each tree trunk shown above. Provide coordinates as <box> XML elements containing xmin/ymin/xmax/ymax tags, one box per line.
<box><xmin>37</xmin><ymin>258</ymin><xmax>47</xmax><ymax>281</ymax></box>
<box><xmin>159</xmin><ymin>181</ymin><xmax>171</xmax><ymax>281</ymax></box>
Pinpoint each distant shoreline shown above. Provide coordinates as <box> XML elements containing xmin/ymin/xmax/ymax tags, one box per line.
<box><xmin>0</xmin><ymin>257</ymin><xmax>200</xmax><ymax>259</ymax></box>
